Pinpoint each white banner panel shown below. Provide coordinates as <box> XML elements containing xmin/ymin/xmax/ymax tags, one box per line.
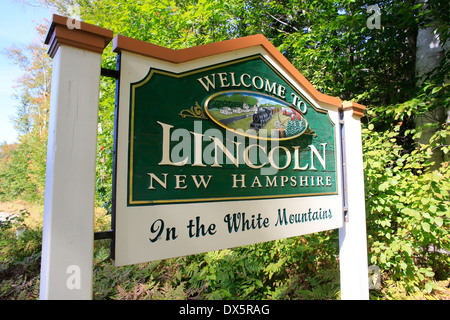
<box><xmin>113</xmin><ymin>38</ymin><xmax>344</xmax><ymax>266</ymax></box>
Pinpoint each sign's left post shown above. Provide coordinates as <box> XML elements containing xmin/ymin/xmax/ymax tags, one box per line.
<box><xmin>39</xmin><ymin>15</ymin><xmax>113</xmax><ymax>300</ymax></box>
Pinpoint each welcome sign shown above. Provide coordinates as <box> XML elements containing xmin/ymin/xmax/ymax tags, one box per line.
<box><xmin>42</xmin><ymin>16</ymin><xmax>368</xmax><ymax>299</ymax></box>
<box><xmin>129</xmin><ymin>56</ymin><xmax>337</xmax><ymax>204</ymax></box>
<box><xmin>113</xmin><ymin>35</ymin><xmax>344</xmax><ymax>266</ymax></box>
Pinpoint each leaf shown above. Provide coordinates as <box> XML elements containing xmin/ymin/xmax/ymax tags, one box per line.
<box><xmin>425</xmin><ymin>269</ymin><xmax>435</xmax><ymax>277</ymax></box>
<box><xmin>429</xmin><ymin>205</ymin><xmax>437</xmax><ymax>214</ymax></box>
<box><xmin>402</xmin><ymin>244</ymin><xmax>412</xmax><ymax>256</ymax></box>
<box><xmin>421</xmin><ymin>222</ymin><xmax>431</xmax><ymax>232</ymax></box>
<box><xmin>431</xmin><ymin>86</ymin><xmax>442</xmax><ymax>94</ymax></box>
<box><xmin>391</xmin><ymin>242</ymin><xmax>400</xmax><ymax>252</ymax></box>
<box><xmin>424</xmin><ymin>282</ymin><xmax>433</xmax><ymax>293</ymax></box>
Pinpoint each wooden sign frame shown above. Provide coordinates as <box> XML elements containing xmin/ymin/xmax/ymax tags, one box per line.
<box><xmin>40</xmin><ymin>15</ymin><xmax>369</xmax><ymax>300</ymax></box>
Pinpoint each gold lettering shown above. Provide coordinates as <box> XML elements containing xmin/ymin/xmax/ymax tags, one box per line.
<box><xmin>232</xmin><ymin>174</ymin><xmax>246</xmax><ymax>188</ymax></box>
<box><xmin>175</xmin><ymin>175</ymin><xmax>187</xmax><ymax>189</ymax></box>
<box><xmin>148</xmin><ymin>173</ymin><xmax>168</xmax><ymax>189</ymax></box>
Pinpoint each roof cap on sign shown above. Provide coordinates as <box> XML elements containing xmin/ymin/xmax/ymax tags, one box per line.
<box><xmin>113</xmin><ymin>34</ymin><xmax>343</xmax><ymax>109</ymax></box>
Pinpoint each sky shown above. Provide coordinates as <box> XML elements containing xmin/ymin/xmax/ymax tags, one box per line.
<box><xmin>0</xmin><ymin>0</ymin><xmax>54</xmax><ymax>144</ymax></box>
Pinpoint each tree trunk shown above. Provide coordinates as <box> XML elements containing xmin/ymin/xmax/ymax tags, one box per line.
<box><xmin>415</xmin><ymin>25</ymin><xmax>448</xmax><ymax>168</ymax></box>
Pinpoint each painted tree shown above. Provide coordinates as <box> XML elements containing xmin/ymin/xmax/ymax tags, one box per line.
<box><xmin>285</xmin><ymin>119</ymin><xmax>295</xmax><ymax>137</ymax></box>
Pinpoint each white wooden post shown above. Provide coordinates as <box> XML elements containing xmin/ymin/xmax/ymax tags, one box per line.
<box><xmin>338</xmin><ymin>101</ymin><xmax>370</xmax><ymax>300</ymax></box>
<box><xmin>39</xmin><ymin>15</ymin><xmax>113</xmax><ymax>300</ymax></box>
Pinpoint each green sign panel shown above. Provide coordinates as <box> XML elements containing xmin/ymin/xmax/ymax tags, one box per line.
<box><xmin>128</xmin><ymin>55</ymin><xmax>337</xmax><ymax>205</ymax></box>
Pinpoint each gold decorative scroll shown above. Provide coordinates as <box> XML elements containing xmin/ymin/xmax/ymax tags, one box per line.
<box><xmin>179</xmin><ymin>102</ymin><xmax>208</xmax><ymax>119</ymax></box>
<box><xmin>304</xmin><ymin>126</ymin><xmax>317</xmax><ymax>138</ymax></box>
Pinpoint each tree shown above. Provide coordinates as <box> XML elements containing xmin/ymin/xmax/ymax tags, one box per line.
<box><xmin>4</xmin><ymin>0</ymin><xmax>448</xmax><ymax>296</ymax></box>
<box><xmin>414</xmin><ymin>0</ymin><xmax>449</xmax><ymax>169</ymax></box>
<box><xmin>0</xmin><ymin>22</ymin><xmax>51</xmax><ymax>202</ymax></box>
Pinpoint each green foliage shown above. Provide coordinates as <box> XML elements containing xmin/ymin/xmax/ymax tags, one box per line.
<box><xmin>178</xmin><ymin>231</ymin><xmax>339</xmax><ymax>299</ymax></box>
<box><xmin>1</xmin><ymin>0</ymin><xmax>449</xmax><ymax>299</ymax></box>
<box><xmin>91</xmin><ymin>232</ymin><xmax>340</xmax><ymax>300</ymax></box>
<box><xmin>0</xmin><ymin>137</ymin><xmax>46</xmax><ymax>202</ymax></box>
<box><xmin>85</xmin><ymin>0</ymin><xmax>449</xmax><ymax>297</ymax></box>
<box><xmin>0</xmin><ymin>23</ymin><xmax>50</xmax><ymax>203</ymax></box>
<box><xmin>0</xmin><ymin>210</ymin><xmax>42</xmax><ymax>300</ymax></box>
<box><xmin>363</xmin><ymin>109</ymin><xmax>450</xmax><ymax>293</ymax></box>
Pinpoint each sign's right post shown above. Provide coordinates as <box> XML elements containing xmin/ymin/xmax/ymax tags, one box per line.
<box><xmin>338</xmin><ymin>101</ymin><xmax>369</xmax><ymax>300</ymax></box>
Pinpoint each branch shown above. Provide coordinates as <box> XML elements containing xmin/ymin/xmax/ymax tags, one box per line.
<box><xmin>267</xmin><ymin>25</ymin><xmax>291</xmax><ymax>35</ymax></box>
<box><xmin>265</xmin><ymin>12</ymin><xmax>299</xmax><ymax>32</ymax></box>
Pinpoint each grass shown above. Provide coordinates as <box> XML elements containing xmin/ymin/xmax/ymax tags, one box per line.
<box><xmin>0</xmin><ymin>200</ymin><xmax>43</xmax><ymax>230</ymax></box>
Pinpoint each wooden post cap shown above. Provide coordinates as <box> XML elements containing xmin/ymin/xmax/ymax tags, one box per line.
<box><xmin>342</xmin><ymin>101</ymin><xmax>366</xmax><ymax>118</ymax></box>
<box><xmin>45</xmin><ymin>14</ymin><xmax>113</xmax><ymax>58</ymax></box>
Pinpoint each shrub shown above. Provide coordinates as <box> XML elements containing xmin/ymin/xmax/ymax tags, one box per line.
<box><xmin>0</xmin><ymin>210</ymin><xmax>42</xmax><ymax>300</ymax></box>
<box><xmin>363</xmin><ymin>109</ymin><xmax>450</xmax><ymax>294</ymax></box>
